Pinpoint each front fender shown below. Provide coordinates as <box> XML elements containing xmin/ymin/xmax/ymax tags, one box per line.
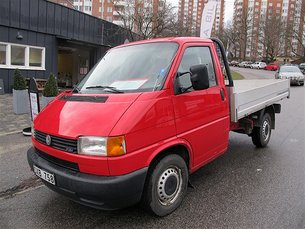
<box><xmin>146</xmin><ymin>137</ymin><xmax>194</xmax><ymax>170</ymax></box>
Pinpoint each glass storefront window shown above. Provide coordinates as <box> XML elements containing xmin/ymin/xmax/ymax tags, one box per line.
<box><xmin>29</xmin><ymin>48</ymin><xmax>42</xmax><ymax>67</ymax></box>
<box><xmin>0</xmin><ymin>44</ymin><xmax>6</xmax><ymax>65</ymax></box>
<box><xmin>11</xmin><ymin>45</ymin><xmax>25</xmax><ymax>66</ymax></box>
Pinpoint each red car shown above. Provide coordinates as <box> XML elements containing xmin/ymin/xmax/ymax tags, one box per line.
<box><xmin>265</xmin><ymin>63</ymin><xmax>279</xmax><ymax>71</ymax></box>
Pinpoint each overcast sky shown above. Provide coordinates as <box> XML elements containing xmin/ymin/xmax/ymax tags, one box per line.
<box><xmin>168</xmin><ymin>0</ymin><xmax>235</xmax><ymax>24</ymax></box>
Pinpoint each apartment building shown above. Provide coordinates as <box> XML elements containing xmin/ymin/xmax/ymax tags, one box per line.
<box><xmin>233</xmin><ymin>0</ymin><xmax>305</xmax><ymax>61</ymax></box>
<box><xmin>178</xmin><ymin>0</ymin><xmax>225</xmax><ymax>36</ymax></box>
<box><xmin>54</xmin><ymin>0</ymin><xmax>163</xmax><ymax>32</ymax></box>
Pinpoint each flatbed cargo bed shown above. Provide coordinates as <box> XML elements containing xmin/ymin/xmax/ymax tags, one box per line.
<box><xmin>228</xmin><ymin>79</ymin><xmax>290</xmax><ymax>122</ymax></box>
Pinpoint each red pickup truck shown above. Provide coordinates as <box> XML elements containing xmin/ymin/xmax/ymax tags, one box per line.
<box><xmin>27</xmin><ymin>37</ymin><xmax>289</xmax><ymax>216</ymax></box>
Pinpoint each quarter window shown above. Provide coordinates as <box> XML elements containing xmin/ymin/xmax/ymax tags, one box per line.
<box><xmin>177</xmin><ymin>46</ymin><xmax>217</xmax><ymax>92</ymax></box>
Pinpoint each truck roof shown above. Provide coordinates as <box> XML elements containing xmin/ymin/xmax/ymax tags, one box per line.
<box><xmin>113</xmin><ymin>37</ymin><xmax>213</xmax><ymax>49</ymax></box>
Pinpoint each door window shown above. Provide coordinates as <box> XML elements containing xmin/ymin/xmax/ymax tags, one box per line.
<box><xmin>177</xmin><ymin>46</ymin><xmax>217</xmax><ymax>93</ymax></box>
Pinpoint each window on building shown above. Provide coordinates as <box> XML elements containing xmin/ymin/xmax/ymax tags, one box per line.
<box><xmin>106</xmin><ymin>16</ymin><xmax>113</xmax><ymax>22</ymax></box>
<box><xmin>29</xmin><ymin>48</ymin><xmax>43</xmax><ymax>67</ymax></box>
<box><xmin>277</xmin><ymin>3</ymin><xmax>281</xmax><ymax>7</ymax></box>
<box><xmin>269</xmin><ymin>3</ymin><xmax>272</xmax><ymax>6</ymax></box>
<box><xmin>0</xmin><ymin>44</ymin><xmax>6</xmax><ymax>65</ymax></box>
<box><xmin>0</xmin><ymin>42</ymin><xmax>45</xmax><ymax>70</ymax></box>
<box><xmin>11</xmin><ymin>46</ymin><xmax>25</xmax><ymax>66</ymax></box>
<box><xmin>107</xmin><ymin>7</ymin><xmax>112</xmax><ymax>12</ymax></box>
<box><xmin>99</xmin><ymin>6</ymin><xmax>102</xmax><ymax>12</ymax></box>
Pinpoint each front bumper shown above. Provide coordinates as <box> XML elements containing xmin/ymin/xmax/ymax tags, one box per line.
<box><xmin>289</xmin><ymin>78</ymin><xmax>304</xmax><ymax>85</ymax></box>
<box><xmin>27</xmin><ymin>147</ymin><xmax>148</xmax><ymax>210</ymax></box>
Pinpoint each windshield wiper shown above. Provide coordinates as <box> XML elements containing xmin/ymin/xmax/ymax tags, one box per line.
<box><xmin>85</xmin><ymin>85</ymin><xmax>124</xmax><ymax>93</ymax></box>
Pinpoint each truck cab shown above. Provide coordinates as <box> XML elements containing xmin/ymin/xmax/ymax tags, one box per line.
<box><xmin>27</xmin><ymin>37</ymin><xmax>289</xmax><ymax>216</ymax></box>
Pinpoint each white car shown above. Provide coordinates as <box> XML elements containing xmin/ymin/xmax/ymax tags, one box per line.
<box><xmin>238</xmin><ymin>61</ymin><xmax>251</xmax><ymax>68</ymax></box>
<box><xmin>275</xmin><ymin>65</ymin><xmax>304</xmax><ymax>86</ymax></box>
<box><xmin>251</xmin><ymin>62</ymin><xmax>267</xmax><ymax>69</ymax></box>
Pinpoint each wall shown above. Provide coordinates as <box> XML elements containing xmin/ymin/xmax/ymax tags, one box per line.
<box><xmin>0</xmin><ymin>26</ymin><xmax>57</xmax><ymax>92</ymax></box>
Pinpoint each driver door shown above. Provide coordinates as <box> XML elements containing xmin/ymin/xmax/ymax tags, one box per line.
<box><xmin>172</xmin><ymin>43</ymin><xmax>229</xmax><ymax>169</ymax></box>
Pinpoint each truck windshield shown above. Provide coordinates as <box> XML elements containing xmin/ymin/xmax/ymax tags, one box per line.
<box><xmin>78</xmin><ymin>42</ymin><xmax>178</xmax><ymax>93</ymax></box>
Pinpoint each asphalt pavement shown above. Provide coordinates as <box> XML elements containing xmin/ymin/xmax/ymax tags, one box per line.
<box><xmin>0</xmin><ymin>68</ymin><xmax>304</xmax><ymax>229</ymax></box>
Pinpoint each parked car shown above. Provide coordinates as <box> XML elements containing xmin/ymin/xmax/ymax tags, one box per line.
<box><xmin>27</xmin><ymin>38</ymin><xmax>290</xmax><ymax>216</ymax></box>
<box><xmin>299</xmin><ymin>63</ymin><xmax>305</xmax><ymax>74</ymax></box>
<box><xmin>251</xmin><ymin>62</ymin><xmax>267</xmax><ymax>69</ymax></box>
<box><xmin>229</xmin><ymin>60</ymin><xmax>239</xmax><ymax>67</ymax></box>
<box><xmin>265</xmin><ymin>63</ymin><xmax>279</xmax><ymax>71</ymax></box>
<box><xmin>275</xmin><ymin>65</ymin><xmax>304</xmax><ymax>86</ymax></box>
<box><xmin>238</xmin><ymin>61</ymin><xmax>252</xmax><ymax>68</ymax></box>
<box><xmin>244</xmin><ymin>62</ymin><xmax>254</xmax><ymax>68</ymax></box>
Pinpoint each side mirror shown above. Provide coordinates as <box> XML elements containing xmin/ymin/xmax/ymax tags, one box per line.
<box><xmin>190</xmin><ymin>64</ymin><xmax>209</xmax><ymax>90</ymax></box>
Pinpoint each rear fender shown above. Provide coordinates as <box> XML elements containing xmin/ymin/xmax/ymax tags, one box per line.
<box><xmin>255</xmin><ymin>105</ymin><xmax>279</xmax><ymax>129</ymax></box>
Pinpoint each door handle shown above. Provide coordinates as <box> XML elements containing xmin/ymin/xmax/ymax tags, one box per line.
<box><xmin>220</xmin><ymin>88</ymin><xmax>225</xmax><ymax>101</ymax></box>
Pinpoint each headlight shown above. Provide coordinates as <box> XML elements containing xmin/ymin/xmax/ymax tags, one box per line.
<box><xmin>78</xmin><ymin>136</ymin><xmax>126</xmax><ymax>157</ymax></box>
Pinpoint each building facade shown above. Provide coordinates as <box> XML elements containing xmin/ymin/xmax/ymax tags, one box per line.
<box><xmin>0</xmin><ymin>0</ymin><xmax>131</xmax><ymax>93</ymax></box>
<box><xmin>178</xmin><ymin>0</ymin><xmax>225</xmax><ymax>36</ymax></box>
<box><xmin>233</xmin><ymin>0</ymin><xmax>305</xmax><ymax>61</ymax></box>
<box><xmin>62</xmin><ymin>0</ymin><xmax>163</xmax><ymax>32</ymax></box>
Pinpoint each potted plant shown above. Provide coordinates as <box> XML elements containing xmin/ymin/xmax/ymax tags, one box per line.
<box><xmin>13</xmin><ymin>69</ymin><xmax>29</xmax><ymax>114</ymax></box>
<box><xmin>42</xmin><ymin>73</ymin><xmax>59</xmax><ymax>108</ymax></box>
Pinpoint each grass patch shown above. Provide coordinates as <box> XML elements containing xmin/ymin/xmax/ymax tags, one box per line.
<box><xmin>231</xmin><ymin>70</ymin><xmax>245</xmax><ymax>80</ymax></box>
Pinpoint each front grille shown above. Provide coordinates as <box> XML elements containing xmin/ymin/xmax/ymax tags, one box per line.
<box><xmin>36</xmin><ymin>148</ymin><xmax>79</xmax><ymax>172</ymax></box>
<box><xmin>35</xmin><ymin>130</ymin><xmax>77</xmax><ymax>153</ymax></box>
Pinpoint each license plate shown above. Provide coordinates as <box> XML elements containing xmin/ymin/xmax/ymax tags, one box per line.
<box><xmin>33</xmin><ymin>165</ymin><xmax>56</xmax><ymax>185</ymax></box>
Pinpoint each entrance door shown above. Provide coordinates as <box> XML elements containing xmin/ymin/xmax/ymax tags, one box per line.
<box><xmin>58</xmin><ymin>45</ymin><xmax>90</xmax><ymax>88</ymax></box>
<box><xmin>172</xmin><ymin>43</ymin><xmax>229</xmax><ymax>169</ymax></box>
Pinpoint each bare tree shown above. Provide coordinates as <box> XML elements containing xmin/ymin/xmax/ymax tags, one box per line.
<box><xmin>112</xmin><ymin>0</ymin><xmax>177</xmax><ymax>40</ymax></box>
<box><xmin>223</xmin><ymin>21</ymin><xmax>240</xmax><ymax>60</ymax></box>
<box><xmin>258</xmin><ymin>16</ymin><xmax>283</xmax><ymax>63</ymax></box>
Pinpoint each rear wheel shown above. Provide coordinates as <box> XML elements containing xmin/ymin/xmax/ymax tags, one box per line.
<box><xmin>252</xmin><ymin>113</ymin><xmax>272</xmax><ymax>148</ymax></box>
<box><xmin>142</xmin><ymin>154</ymin><xmax>188</xmax><ymax>216</ymax></box>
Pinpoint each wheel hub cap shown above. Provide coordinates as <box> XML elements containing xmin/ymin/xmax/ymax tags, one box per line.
<box><xmin>157</xmin><ymin>167</ymin><xmax>182</xmax><ymax>206</ymax></box>
<box><xmin>262</xmin><ymin>120</ymin><xmax>270</xmax><ymax>141</ymax></box>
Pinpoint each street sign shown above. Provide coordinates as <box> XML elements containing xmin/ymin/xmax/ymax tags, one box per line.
<box><xmin>28</xmin><ymin>78</ymin><xmax>40</xmax><ymax>121</ymax></box>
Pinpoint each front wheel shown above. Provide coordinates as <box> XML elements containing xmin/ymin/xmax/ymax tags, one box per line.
<box><xmin>252</xmin><ymin>113</ymin><xmax>272</xmax><ymax>148</ymax></box>
<box><xmin>142</xmin><ymin>154</ymin><xmax>188</xmax><ymax>216</ymax></box>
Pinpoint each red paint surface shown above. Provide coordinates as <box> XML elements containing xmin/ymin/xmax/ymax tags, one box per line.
<box><xmin>33</xmin><ymin>37</ymin><xmax>231</xmax><ymax>176</ymax></box>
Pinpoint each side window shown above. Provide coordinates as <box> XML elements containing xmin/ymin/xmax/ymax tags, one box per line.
<box><xmin>177</xmin><ymin>46</ymin><xmax>217</xmax><ymax>92</ymax></box>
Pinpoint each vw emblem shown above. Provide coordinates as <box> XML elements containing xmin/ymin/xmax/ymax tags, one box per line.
<box><xmin>46</xmin><ymin>135</ymin><xmax>52</xmax><ymax>146</ymax></box>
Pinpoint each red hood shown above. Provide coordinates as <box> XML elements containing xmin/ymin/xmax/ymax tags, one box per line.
<box><xmin>34</xmin><ymin>93</ymin><xmax>141</xmax><ymax>138</ymax></box>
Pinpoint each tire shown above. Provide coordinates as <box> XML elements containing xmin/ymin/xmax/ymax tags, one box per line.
<box><xmin>252</xmin><ymin>113</ymin><xmax>272</xmax><ymax>148</ymax></box>
<box><xmin>142</xmin><ymin>154</ymin><xmax>188</xmax><ymax>216</ymax></box>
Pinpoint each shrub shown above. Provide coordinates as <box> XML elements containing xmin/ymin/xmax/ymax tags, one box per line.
<box><xmin>13</xmin><ymin>69</ymin><xmax>26</xmax><ymax>90</ymax></box>
<box><xmin>43</xmin><ymin>73</ymin><xmax>59</xmax><ymax>97</ymax></box>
